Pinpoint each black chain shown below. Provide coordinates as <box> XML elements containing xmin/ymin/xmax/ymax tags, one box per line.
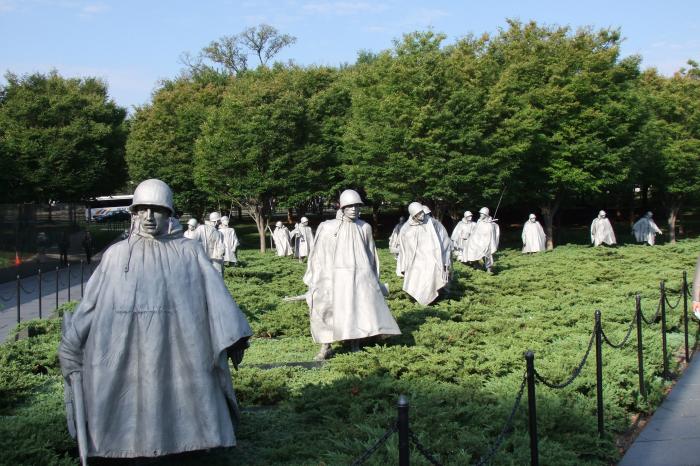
<box><xmin>0</xmin><ymin>291</ymin><xmax>14</xmax><ymax>302</ymax></box>
<box><xmin>665</xmin><ymin>293</ymin><xmax>682</xmax><ymax>310</ymax></box>
<box><xmin>640</xmin><ymin>297</ymin><xmax>662</xmax><ymax>325</ymax></box>
<box><xmin>474</xmin><ymin>372</ymin><xmax>527</xmax><ymax>466</ymax></box>
<box><xmin>534</xmin><ymin>328</ymin><xmax>596</xmax><ymax>389</ymax></box>
<box><xmin>19</xmin><ymin>281</ymin><xmax>37</xmax><ymax>294</ymax></box>
<box><xmin>350</xmin><ymin>423</ymin><xmax>398</xmax><ymax>466</ymax></box>
<box><xmin>408</xmin><ymin>429</ymin><xmax>443</xmax><ymax>466</ymax></box>
<box><xmin>601</xmin><ymin>316</ymin><xmax>636</xmax><ymax>349</ymax></box>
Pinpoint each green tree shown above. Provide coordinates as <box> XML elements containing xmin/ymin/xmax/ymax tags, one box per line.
<box><xmin>182</xmin><ymin>24</ymin><xmax>296</xmax><ymax>76</ymax></box>
<box><xmin>342</xmin><ymin>31</ymin><xmax>498</xmax><ymax>223</ymax></box>
<box><xmin>126</xmin><ymin>70</ymin><xmax>227</xmax><ymax>215</ymax></box>
<box><xmin>482</xmin><ymin>21</ymin><xmax>643</xmax><ymax>248</ymax></box>
<box><xmin>636</xmin><ymin>64</ymin><xmax>700</xmax><ymax>242</ymax></box>
<box><xmin>0</xmin><ymin>70</ymin><xmax>127</xmax><ymax>204</ymax></box>
<box><xmin>195</xmin><ymin>67</ymin><xmax>310</xmax><ymax>252</ymax></box>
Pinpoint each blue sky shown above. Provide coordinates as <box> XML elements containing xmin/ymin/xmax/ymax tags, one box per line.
<box><xmin>1</xmin><ymin>0</ymin><xmax>698</xmax><ymax>111</ymax></box>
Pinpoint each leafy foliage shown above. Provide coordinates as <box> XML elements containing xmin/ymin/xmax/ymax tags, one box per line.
<box><xmin>0</xmin><ymin>71</ymin><xmax>127</xmax><ymax>203</ymax></box>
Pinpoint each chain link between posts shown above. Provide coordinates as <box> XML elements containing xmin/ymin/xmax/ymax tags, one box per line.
<box><xmin>534</xmin><ymin>328</ymin><xmax>596</xmax><ymax>389</ymax></box>
<box><xmin>350</xmin><ymin>423</ymin><xmax>398</xmax><ymax>466</ymax></box>
<box><xmin>408</xmin><ymin>429</ymin><xmax>443</xmax><ymax>466</ymax></box>
<box><xmin>19</xmin><ymin>281</ymin><xmax>37</xmax><ymax>294</ymax></box>
<box><xmin>601</xmin><ymin>315</ymin><xmax>636</xmax><ymax>349</ymax></box>
<box><xmin>640</xmin><ymin>296</ymin><xmax>663</xmax><ymax>325</ymax></box>
<box><xmin>473</xmin><ymin>372</ymin><xmax>528</xmax><ymax>466</ymax></box>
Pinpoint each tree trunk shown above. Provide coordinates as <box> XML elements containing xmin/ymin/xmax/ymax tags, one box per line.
<box><xmin>668</xmin><ymin>203</ymin><xmax>681</xmax><ymax>243</ymax></box>
<box><xmin>372</xmin><ymin>204</ymin><xmax>380</xmax><ymax>238</ymax></box>
<box><xmin>287</xmin><ymin>208</ymin><xmax>293</xmax><ymax>224</ymax></box>
<box><xmin>540</xmin><ymin>200</ymin><xmax>560</xmax><ymax>250</ymax></box>
<box><xmin>47</xmin><ymin>202</ymin><xmax>52</xmax><ymax>222</ymax></box>
<box><xmin>237</xmin><ymin>206</ymin><xmax>242</xmax><ymax>221</ymax></box>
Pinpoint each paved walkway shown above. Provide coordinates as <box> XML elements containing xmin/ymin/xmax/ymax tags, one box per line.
<box><xmin>0</xmin><ymin>255</ymin><xmax>102</xmax><ymax>343</ymax></box>
<box><xmin>619</xmin><ymin>353</ymin><xmax>700</xmax><ymax>466</ymax></box>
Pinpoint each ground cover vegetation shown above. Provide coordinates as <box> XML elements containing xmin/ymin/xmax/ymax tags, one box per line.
<box><xmin>124</xmin><ymin>20</ymin><xmax>700</xmax><ymax>252</ymax></box>
<box><xmin>1</xmin><ymin>232</ymin><xmax>698</xmax><ymax>465</ymax></box>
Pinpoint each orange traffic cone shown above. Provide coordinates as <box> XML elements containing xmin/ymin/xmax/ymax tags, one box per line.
<box><xmin>14</xmin><ymin>252</ymin><xmax>21</xmax><ymax>266</ymax></box>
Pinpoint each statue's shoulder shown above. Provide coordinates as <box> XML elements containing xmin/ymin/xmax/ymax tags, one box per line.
<box><xmin>102</xmin><ymin>238</ymin><xmax>129</xmax><ymax>258</ymax></box>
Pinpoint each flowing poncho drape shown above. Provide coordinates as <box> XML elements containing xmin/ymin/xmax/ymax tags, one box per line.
<box><xmin>632</xmin><ymin>217</ymin><xmax>662</xmax><ymax>245</ymax></box>
<box><xmin>292</xmin><ymin>224</ymin><xmax>314</xmax><ymax>258</ymax></box>
<box><xmin>273</xmin><ymin>226</ymin><xmax>293</xmax><ymax>257</ymax></box>
<box><xmin>399</xmin><ymin>217</ymin><xmax>450</xmax><ymax>305</ymax></box>
<box><xmin>451</xmin><ymin>219</ymin><xmax>476</xmax><ymax>262</ymax></box>
<box><xmin>303</xmin><ymin>217</ymin><xmax>400</xmax><ymax>343</ymax></box>
<box><xmin>219</xmin><ymin>226</ymin><xmax>240</xmax><ymax>263</ymax></box>
<box><xmin>521</xmin><ymin>221</ymin><xmax>546</xmax><ymax>253</ymax></box>
<box><xmin>591</xmin><ymin>218</ymin><xmax>616</xmax><ymax>246</ymax></box>
<box><xmin>466</xmin><ymin>218</ymin><xmax>500</xmax><ymax>262</ymax></box>
<box><xmin>58</xmin><ymin>233</ymin><xmax>252</xmax><ymax>458</ymax></box>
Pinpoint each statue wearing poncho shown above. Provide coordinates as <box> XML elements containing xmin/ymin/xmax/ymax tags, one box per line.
<box><xmin>304</xmin><ymin>190</ymin><xmax>400</xmax><ymax>360</ymax></box>
<box><xmin>272</xmin><ymin>222</ymin><xmax>293</xmax><ymax>257</ymax></box>
<box><xmin>521</xmin><ymin>214</ymin><xmax>546</xmax><ymax>253</ymax></box>
<box><xmin>218</xmin><ymin>216</ymin><xmax>240</xmax><ymax>264</ymax></box>
<box><xmin>451</xmin><ymin>211</ymin><xmax>476</xmax><ymax>263</ymax></box>
<box><xmin>398</xmin><ymin>203</ymin><xmax>451</xmax><ymax>305</ymax></box>
<box><xmin>58</xmin><ymin>179</ymin><xmax>252</xmax><ymax>459</ymax></box>
<box><xmin>591</xmin><ymin>210</ymin><xmax>616</xmax><ymax>247</ymax></box>
<box><xmin>466</xmin><ymin>207</ymin><xmax>500</xmax><ymax>272</ymax></box>
<box><xmin>291</xmin><ymin>217</ymin><xmax>314</xmax><ymax>260</ymax></box>
<box><xmin>632</xmin><ymin>212</ymin><xmax>663</xmax><ymax>245</ymax></box>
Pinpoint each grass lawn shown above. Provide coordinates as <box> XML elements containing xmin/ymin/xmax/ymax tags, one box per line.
<box><xmin>1</xmin><ymin>231</ymin><xmax>698</xmax><ymax>465</ymax></box>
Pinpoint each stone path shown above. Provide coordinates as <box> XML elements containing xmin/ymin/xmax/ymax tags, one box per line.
<box><xmin>0</xmin><ymin>255</ymin><xmax>102</xmax><ymax>343</ymax></box>
<box><xmin>619</xmin><ymin>352</ymin><xmax>700</xmax><ymax>466</ymax></box>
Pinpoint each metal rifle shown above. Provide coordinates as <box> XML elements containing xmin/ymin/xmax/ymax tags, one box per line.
<box><xmin>492</xmin><ymin>186</ymin><xmax>508</xmax><ymax>222</ymax></box>
<box><xmin>266</xmin><ymin>225</ymin><xmax>275</xmax><ymax>252</ymax></box>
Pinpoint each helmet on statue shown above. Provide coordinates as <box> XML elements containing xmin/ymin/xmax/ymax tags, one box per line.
<box><xmin>130</xmin><ymin>179</ymin><xmax>174</xmax><ymax>215</ymax></box>
<box><xmin>339</xmin><ymin>189</ymin><xmax>363</xmax><ymax>209</ymax></box>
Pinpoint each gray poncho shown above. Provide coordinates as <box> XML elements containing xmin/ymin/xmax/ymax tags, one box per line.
<box><xmin>58</xmin><ymin>232</ymin><xmax>252</xmax><ymax>458</ymax></box>
<box><xmin>303</xmin><ymin>216</ymin><xmax>400</xmax><ymax>343</ymax></box>
<box><xmin>399</xmin><ymin>216</ymin><xmax>450</xmax><ymax>305</ymax></box>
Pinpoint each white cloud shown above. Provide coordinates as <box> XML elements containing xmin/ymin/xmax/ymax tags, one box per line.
<box><xmin>78</xmin><ymin>2</ymin><xmax>109</xmax><ymax>18</ymax></box>
<box><xmin>0</xmin><ymin>0</ymin><xmax>17</xmax><ymax>13</ymax></box>
<box><xmin>302</xmin><ymin>1</ymin><xmax>388</xmax><ymax>16</ymax></box>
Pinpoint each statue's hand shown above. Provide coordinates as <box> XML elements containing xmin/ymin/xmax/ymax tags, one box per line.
<box><xmin>227</xmin><ymin>339</ymin><xmax>250</xmax><ymax>370</ymax></box>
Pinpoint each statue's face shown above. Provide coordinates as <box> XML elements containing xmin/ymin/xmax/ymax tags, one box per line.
<box><xmin>188</xmin><ymin>223</ymin><xmax>196</xmax><ymax>231</ymax></box>
<box><xmin>480</xmin><ymin>213</ymin><xmax>487</xmax><ymax>220</ymax></box>
<box><xmin>413</xmin><ymin>211</ymin><xmax>425</xmax><ymax>222</ymax></box>
<box><xmin>343</xmin><ymin>205</ymin><xmax>359</xmax><ymax>220</ymax></box>
<box><xmin>136</xmin><ymin>205</ymin><xmax>169</xmax><ymax>236</ymax></box>
<box><xmin>529</xmin><ymin>217</ymin><xmax>536</xmax><ymax>223</ymax></box>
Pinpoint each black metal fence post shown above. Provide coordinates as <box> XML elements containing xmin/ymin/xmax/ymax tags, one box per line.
<box><xmin>635</xmin><ymin>294</ymin><xmax>646</xmax><ymax>400</ymax></box>
<box><xmin>525</xmin><ymin>351</ymin><xmax>539</xmax><ymax>466</ymax></box>
<box><xmin>397</xmin><ymin>395</ymin><xmax>409</xmax><ymax>466</ymax></box>
<box><xmin>594</xmin><ymin>310</ymin><xmax>604</xmax><ymax>437</ymax></box>
<box><xmin>80</xmin><ymin>260</ymin><xmax>84</xmax><ymax>298</ymax></box>
<box><xmin>16</xmin><ymin>275</ymin><xmax>20</xmax><ymax>325</ymax></box>
<box><xmin>38</xmin><ymin>268</ymin><xmax>42</xmax><ymax>319</ymax></box>
<box><xmin>660</xmin><ymin>281</ymin><xmax>669</xmax><ymax>379</ymax></box>
<box><xmin>67</xmin><ymin>263</ymin><xmax>71</xmax><ymax>301</ymax></box>
<box><xmin>683</xmin><ymin>271</ymin><xmax>690</xmax><ymax>363</ymax></box>
<box><xmin>55</xmin><ymin>266</ymin><xmax>59</xmax><ymax>311</ymax></box>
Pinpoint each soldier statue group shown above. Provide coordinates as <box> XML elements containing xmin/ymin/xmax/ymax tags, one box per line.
<box><xmin>58</xmin><ymin>179</ymin><xmax>680</xmax><ymax>463</ymax></box>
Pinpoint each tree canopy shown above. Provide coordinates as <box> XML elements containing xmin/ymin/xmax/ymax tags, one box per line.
<box><xmin>0</xmin><ymin>70</ymin><xmax>127</xmax><ymax>203</ymax></box>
